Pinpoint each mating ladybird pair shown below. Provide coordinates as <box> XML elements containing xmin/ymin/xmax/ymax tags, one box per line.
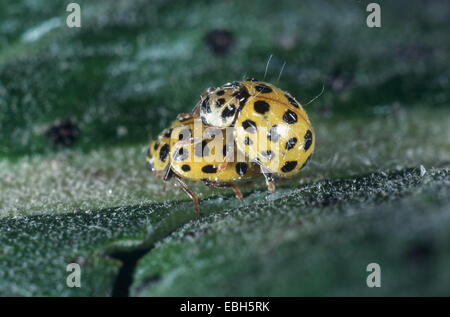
<box><xmin>146</xmin><ymin>79</ymin><xmax>315</xmax><ymax>213</ymax></box>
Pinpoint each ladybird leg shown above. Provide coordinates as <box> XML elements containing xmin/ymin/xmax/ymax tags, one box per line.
<box><xmin>150</xmin><ymin>170</ymin><xmax>168</xmax><ymax>191</ymax></box>
<box><xmin>173</xmin><ymin>137</ymin><xmax>203</xmax><ymax>148</ymax></box>
<box><xmin>178</xmin><ymin>87</ymin><xmax>216</xmax><ymax>120</ymax></box>
<box><xmin>203</xmin><ymin>180</ymin><xmax>243</xmax><ymax>201</ymax></box>
<box><xmin>230</xmin><ymin>184</ymin><xmax>243</xmax><ymax>200</ymax></box>
<box><xmin>261</xmin><ymin>167</ymin><xmax>275</xmax><ymax>193</ymax></box>
<box><xmin>161</xmin><ymin>168</ymin><xmax>173</xmax><ymax>192</ymax></box>
<box><xmin>175</xmin><ymin>175</ymin><xmax>201</xmax><ymax>214</ymax></box>
<box><xmin>153</xmin><ymin>171</ymin><xmax>166</xmax><ymax>191</ymax></box>
<box><xmin>162</xmin><ymin>168</ymin><xmax>172</xmax><ymax>181</ymax></box>
<box><xmin>177</xmin><ymin>88</ymin><xmax>215</xmax><ymax>122</ymax></box>
<box><xmin>218</xmin><ymin>141</ymin><xmax>236</xmax><ymax>172</ymax></box>
<box><xmin>176</xmin><ymin>112</ymin><xmax>197</xmax><ymax>122</ymax></box>
<box><xmin>217</xmin><ymin>152</ymin><xmax>233</xmax><ymax>172</ymax></box>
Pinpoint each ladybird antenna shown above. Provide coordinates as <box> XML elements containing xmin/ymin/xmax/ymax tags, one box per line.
<box><xmin>263</xmin><ymin>54</ymin><xmax>273</xmax><ymax>80</ymax></box>
<box><xmin>277</xmin><ymin>61</ymin><xmax>286</xmax><ymax>83</ymax></box>
<box><xmin>305</xmin><ymin>84</ymin><xmax>325</xmax><ymax>106</ymax></box>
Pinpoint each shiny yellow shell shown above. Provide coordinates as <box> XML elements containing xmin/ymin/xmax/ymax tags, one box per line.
<box><xmin>169</xmin><ymin>118</ymin><xmax>259</xmax><ymax>182</ymax></box>
<box><xmin>146</xmin><ymin>117</ymin><xmax>195</xmax><ymax>173</ymax></box>
<box><xmin>234</xmin><ymin>95</ymin><xmax>314</xmax><ymax>176</ymax></box>
<box><xmin>240</xmin><ymin>79</ymin><xmax>311</xmax><ymax>126</ymax></box>
<box><xmin>198</xmin><ymin>79</ymin><xmax>315</xmax><ymax>176</ymax></box>
<box><xmin>146</xmin><ymin>127</ymin><xmax>171</xmax><ymax>173</ymax></box>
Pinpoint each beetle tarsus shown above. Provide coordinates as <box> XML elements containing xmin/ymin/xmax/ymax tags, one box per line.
<box><xmin>175</xmin><ymin>175</ymin><xmax>202</xmax><ymax>214</ymax></box>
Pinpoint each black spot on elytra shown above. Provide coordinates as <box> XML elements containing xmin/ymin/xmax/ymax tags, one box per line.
<box><xmin>173</xmin><ymin>147</ymin><xmax>188</xmax><ymax>161</ymax></box>
<box><xmin>178</xmin><ymin>128</ymin><xmax>192</xmax><ymax>141</ymax></box>
<box><xmin>221</xmin><ymin>104</ymin><xmax>236</xmax><ymax>119</ymax></box>
<box><xmin>163</xmin><ymin>128</ymin><xmax>172</xmax><ymax>138</ymax></box>
<box><xmin>181</xmin><ymin>164</ymin><xmax>191</xmax><ymax>172</ymax></box>
<box><xmin>244</xmin><ymin>136</ymin><xmax>253</xmax><ymax>146</ymax></box>
<box><xmin>159</xmin><ymin>144</ymin><xmax>170</xmax><ymax>162</ymax></box>
<box><xmin>202</xmin><ymin>165</ymin><xmax>217</xmax><ymax>173</ymax></box>
<box><xmin>261</xmin><ymin>150</ymin><xmax>274</xmax><ymax>160</ymax></box>
<box><xmin>204</xmin><ymin>29</ymin><xmax>235</xmax><ymax>55</ymax></box>
<box><xmin>267</xmin><ymin>125</ymin><xmax>280</xmax><ymax>142</ymax></box>
<box><xmin>301</xmin><ymin>155</ymin><xmax>311</xmax><ymax>169</ymax></box>
<box><xmin>201</xmin><ymin>116</ymin><xmax>208</xmax><ymax>125</ymax></box>
<box><xmin>233</xmin><ymin>86</ymin><xmax>250</xmax><ymax>108</ymax></box>
<box><xmin>195</xmin><ymin>140</ymin><xmax>210</xmax><ymax>157</ymax></box>
<box><xmin>255</xmin><ymin>84</ymin><xmax>272</xmax><ymax>93</ymax></box>
<box><xmin>285</xmin><ymin>137</ymin><xmax>297</xmax><ymax>150</ymax></box>
<box><xmin>285</xmin><ymin>93</ymin><xmax>299</xmax><ymax>108</ymax></box>
<box><xmin>201</xmin><ymin>96</ymin><xmax>211</xmax><ymax>114</ymax></box>
<box><xmin>46</xmin><ymin>120</ymin><xmax>80</xmax><ymax>147</ymax></box>
<box><xmin>281</xmin><ymin>161</ymin><xmax>297</xmax><ymax>173</ymax></box>
<box><xmin>283</xmin><ymin>110</ymin><xmax>297</xmax><ymax>124</ymax></box>
<box><xmin>235</xmin><ymin>162</ymin><xmax>248</xmax><ymax>176</ymax></box>
<box><xmin>147</xmin><ymin>148</ymin><xmax>152</xmax><ymax>159</ymax></box>
<box><xmin>153</xmin><ymin>141</ymin><xmax>160</xmax><ymax>151</ymax></box>
<box><xmin>222</xmin><ymin>145</ymin><xmax>227</xmax><ymax>157</ymax></box>
<box><xmin>304</xmin><ymin>130</ymin><xmax>313</xmax><ymax>151</ymax></box>
<box><xmin>253</xmin><ymin>100</ymin><xmax>270</xmax><ymax>114</ymax></box>
<box><xmin>216</xmin><ymin>98</ymin><xmax>225</xmax><ymax>107</ymax></box>
<box><xmin>216</xmin><ymin>90</ymin><xmax>225</xmax><ymax>96</ymax></box>
<box><xmin>242</xmin><ymin>120</ymin><xmax>257</xmax><ymax>133</ymax></box>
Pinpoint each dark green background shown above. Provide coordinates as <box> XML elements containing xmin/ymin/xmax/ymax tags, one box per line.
<box><xmin>0</xmin><ymin>0</ymin><xmax>449</xmax><ymax>296</ymax></box>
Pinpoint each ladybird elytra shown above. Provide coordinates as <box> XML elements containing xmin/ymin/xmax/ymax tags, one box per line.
<box><xmin>169</xmin><ymin>118</ymin><xmax>259</xmax><ymax>182</ymax></box>
<box><xmin>197</xmin><ymin>79</ymin><xmax>314</xmax><ymax>177</ymax></box>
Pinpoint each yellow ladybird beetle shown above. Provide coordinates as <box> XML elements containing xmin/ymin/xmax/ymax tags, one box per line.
<box><xmin>178</xmin><ymin>79</ymin><xmax>315</xmax><ymax>193</ymax></box>
<box><xmin>147</xmin><ymin>116</ymin><xmax>259</xmax><ymax>213</ymax></box>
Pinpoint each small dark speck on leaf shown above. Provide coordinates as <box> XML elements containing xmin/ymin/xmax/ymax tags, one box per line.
<box><xmin>204</xmin><ymin>29</ymin><xmax>235</xmax><ymax>55</ymax></box>
<box><xmin>46</xmin><ymin>120</ymin><xmax>80</xmax><ymax>147</ymax></box>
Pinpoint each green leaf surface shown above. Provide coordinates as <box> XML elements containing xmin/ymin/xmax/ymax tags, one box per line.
<box><xmin>131</xmin><ymin>168</ymin><xmax>450</xmax><ymax>296</ymax></box>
